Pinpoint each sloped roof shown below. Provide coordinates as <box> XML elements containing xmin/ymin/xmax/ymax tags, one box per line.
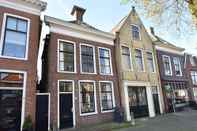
<box><xmin>111</xmin><ymin>15</ymin><xmax>128</xmax><ymax>33</ymax></box>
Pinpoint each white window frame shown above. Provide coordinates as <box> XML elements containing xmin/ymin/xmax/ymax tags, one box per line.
<box><xmin>57</xmin><ymin>80</ymin><xmax>76</xmax><ymax>128</ymax></box>
<box><xmin>99</xmin><ymin>81</ymin><xmax>116</xmax><ymax>113</ymax></box>
<box><xmin>57</xmin><ymin>39</ymin><xmax>77</xmax><ymax>73</ymax></box>
<box><xmin>135</xmin><ymin>48</ymin><xmax>145</xmax><ymax>72</ymax></box>
<box><xmin>146</xmin><ymin>51</ymin><xmax>156</xmax><ymax>73</ymax></box>
<box><xmin>121</xmin><ymin>45</ymin><xmax>133</xmax><ymax>71</ymax></box>
<box><xmin>98</xmin><ymin>47</ymin><xmax>113</xmax><ymax>75</ymax></box>
<box><xmin>80</xmin><ymin>43</ymin><xmax>97</xmax><ymax>74</ymax></box>
<box><xmin>0</xmin><ymin>13</ymin><xmax>30</xmax><ymax>60</ymax></box>
<box><xmin>0</xmin><ymin>69</ymin><xmax>27</xmax><ymax>131</ymax></box>
<box><xmin>131</xmin><ymin>24</ymin><xmax>141</xmax><ymax>40</ymax></box>
<box><xmin>162</xmin><ymin>55</ymin><xmax>172</xmax><ymax>76</ymax></box>
<box><xmin>173</xmin><ymin>57</ymin><xmax>182</xmax><ymax>76</ymax></box>
<box><xmin>78</xmin><ymin>80</ymin><xmax>97</xmax><ymax>116</ymax></box>
<box><xmin>191</xmin><ymin>71</ymin><xmax>197</xmax><ymax>85</ymax></box>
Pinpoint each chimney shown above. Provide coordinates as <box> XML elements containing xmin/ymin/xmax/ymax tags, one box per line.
<box><xmin>132</xmin><ymin>6</ymin><xmax>135</xmax><ymax>12</ymax></box>
<box><xmin>150</xmin><ymin>27</ymin><xmax>155</xmax><ymax>36</ymax></box>
<box><xmin>71</xmin><ymin>5</ymin><xmax>86</xmax><ymax>24</ymax></box>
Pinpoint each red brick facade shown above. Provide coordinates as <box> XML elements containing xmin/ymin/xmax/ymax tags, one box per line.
<box><xmin>43</xmin><ymin>32</ymin><xmax>121</xmax><ymax>128</ymax></box>
<box><xmin>0</xmin><ymin>6</ymin><xmax>41</xmax><ymax>127</ymax></box>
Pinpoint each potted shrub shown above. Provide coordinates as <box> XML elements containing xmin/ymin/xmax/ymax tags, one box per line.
<box><xmin>23</xmin><ymin>115</ymin><xmax>33</xmax><ymax>131</ymax></box>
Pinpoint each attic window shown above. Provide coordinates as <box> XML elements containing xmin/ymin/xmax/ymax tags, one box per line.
<box><xmin>131</xmin><ymin>25</ymin><xmax>140</xmax><ymax>40</ymax></box>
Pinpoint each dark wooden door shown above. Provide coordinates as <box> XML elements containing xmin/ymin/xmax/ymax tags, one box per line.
<box><xmin>60</xmin><ymin>93</ymin><xmax>73</xmax><ymax>129</ymax></box>
<box><xmin>0</xmin><ymin>90</ymin><xmax>22</xmax><ymax>131</ymax></box>
<box><xmin>36</xmin><ymin>94</ymin><xmax>49</xmax><ymax>131</ymax></box>
<box><xmin>128</xmin><ymin>87</ymin><xmax>149</xmax><ymax>118</ymax></box>
<box><xmin>153</xmin><ymin>94</ymin><xmax>160</xmax><ymax>115</ymax></box>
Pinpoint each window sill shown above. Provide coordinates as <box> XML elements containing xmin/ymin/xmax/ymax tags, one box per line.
<box><xmin>58</xmin><ymin>70</ymin><xmax>77</xmax><ymax>74</ymax></box>
<box><xmin>80</xmin><ymin>111</ymin><xmax>97</xmax><ymax>116</ymax></box>
<box><xmin>80</xmin><ymin>72</ymin><xmax>97</xmax><ymax>75</ymax></box>
<box><xmin>0</xmin><ymin>55</ymin><xmax>27</xmax><ymax>61</ymax></box>
<box><xmin>101</xmin><ymin>109</ymin><xmax>115</xmax><ymax>113</ymax></box>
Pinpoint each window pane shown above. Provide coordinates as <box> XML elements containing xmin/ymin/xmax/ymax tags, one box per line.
<box><xmin>173</xmin><ymin>57</ymin><xmax>182</xmax><ymax>76</ymax></box>
<box><xmin>135</xmin><ymin>49</ymin><xmax>143</xmax><ymax>71</ymax></box>
<box><xmin>122</xmin><ymin>46</ymin><xmax>131</xmax><ymax>70</ymax></box>
<box><xmin>6</xmin><ymin>17</ymin><xmax>17</xmax><ymax>30</ymax></box>
<box><xmin>59</xmin><ymin>81</ymin><xmax>73</xmax><ymax>92</ymax></box>
<box><xmin>131</xmin><ymin>25</ymin><xmax>140</xmax><ymax>40</ymax></box>
<box><xmin>59</xmin><ymin>42</ymin><xmax>75</xmax><ymax>72</ymax></box>
<box><xmin>99</xmin><ymin>48</ymin><xmax>111</xmax><ymax>74</ymax></box>
<box><xmin>100</xmin><ymin>82</ymin><xmax>114</xmax><ymax>111</ymax></box>
<box><xmin>81</xmin><ymin>45</ymin><xmax>95</xmax><ymax>73</ymax></box>
<box><xmin>17</xmin><ymin>19</ymin><xmax>27</xmax><ymax>32</ymax></box>
<box><xmin>80</xmin><ymin>82</ymin><xmax>95</xmax><ymax>114</ymax></box>
<box><xmin>5</xmin><ymin>31</ymin><xmax>26</xmax><ymax>46</ymax></box>
<box><xmin>147</xmin><ymin>52</ymin><xmax>154</xmax><ymax>72</ymax></box>
<box><xmin>0</xmin><ymin>72</ymin><xmax>24</xmax><ymax>88</ymax></box>
<box><xmin>163</xmin><ymin>56</ymin><xmax>171</xmax><ymax>75</ymax></box>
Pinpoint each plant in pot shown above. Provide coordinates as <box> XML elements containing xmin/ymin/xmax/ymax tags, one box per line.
<box><xmin>23</xmin><ymin>115</ymin><xmax>33</xmax><ymax>131</ymax></box>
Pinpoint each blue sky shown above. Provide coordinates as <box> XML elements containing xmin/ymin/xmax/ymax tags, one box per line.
<box><xmin>44</xmin><ymin>0</ymin><xmax>197</xmax><ymax>55</ymax></box>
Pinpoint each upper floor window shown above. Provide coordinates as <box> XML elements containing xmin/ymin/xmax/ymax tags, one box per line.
<box><xmin>58</xmin><ymin>40</ymin><xmax>76</xmax><ymax>73</ymax></box>
<box><xmin>131</xmin><ymin>25</ymin><xmax>140</xmax><ymax>40</ymax></box>
<box><xmin>135</xmin><ymin>49</ymin><xmax>144</xmax><ymax>71</ymax></box>
<box><xmin>1</xmin><ymin>15</ymin><xmax>29</xmax><ymax>59</ymax></box>
<box><xmin>100</xmin><ymin>82</ymin><xmax>115</xmax><ymax>112</ymax></box>
<box><xmin>80</xmin><ymin>44</ymin><xmax>96</xmax><ymax>74</ymax></box>
<box><xmin>121</xmin><ymin>46</ymin><xmax>132</xmax><ymax>70</ymax></box>
<box><xmin>98</xmin><ymin>48</ymin><xmax>112</xmax><ymax>75</ymax></box>
<box><xmin>191</xmin><ymin>71</ymin><xmax>197</xmax><ymax>85</ymax></box>
<box><xmin>190</xmin><ymin>57</ymin><xmax>196</xmax><ymax>66</ymax></box>
<box><xmin>147</xmin><ymin>52</ymin><xmax>155</xmax><ymax>72</ymax></box>
<box><xmin>173</xmin><ymin>57</ymin><xmax>182</xmax><ymax>76</ymax></box>
<box><xmin>162</xmin><ymin>55</ymin><xmax>172</xmax><ymax>76</ymax></box>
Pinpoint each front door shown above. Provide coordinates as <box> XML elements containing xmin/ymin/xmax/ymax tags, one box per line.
<box><xmin>60</xmin><ymin>93</ymin><xmax>73</xmax><ymax>129</ymax></box>
<box><xmin>128</xmin><ymin>87</ymin><xmax>149</xmax><ymax>118</ymax></box>
<box><xmin>153</xmin><ymin>94</ymin><xmax>160</xmax><ymax>115</ymax></box>
<box><xmin>36</xmin><ymin>94</ymin><xmax>49</xmax><ymax>131</ymax></box>
<box><xmin>0</xmin><ymin>90</ymin><xmax>23</xmax><ymax>131</ymax></box>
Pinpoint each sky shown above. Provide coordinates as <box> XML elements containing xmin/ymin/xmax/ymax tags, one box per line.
<box><xmin>43</xmin><ymin>0</ymin><xmax>197</xmax><ymax>55</ymax></box>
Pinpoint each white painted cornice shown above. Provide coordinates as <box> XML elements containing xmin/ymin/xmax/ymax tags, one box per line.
<box><xmin>45</xmin><ymin>16</ymin><xmax>115</xmax><ymax>45</ymax></box>
<box><xmin>0</xmin><ymin>0</ymin><xmax>47</xmax><ymax>15</ymax></box>
<box><xmin>155</xmin><ymin>45</ymin><xmax>184</xmax><ymax>55</ymax></box>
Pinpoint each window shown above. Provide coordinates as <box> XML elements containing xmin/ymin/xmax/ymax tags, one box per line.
<box><xmin>190</xmin><ymin>57</ymin><xmax>196</xmax><ymax>66</ymax></box>
<box><xmin>191</xmin><ymin>71</ymin><xmax>197</xmax><ymax>85</ymax></box>
<box><xmin>100</xmin><ymin>82</ymin><xmax>115</xmax><ymax>112</ymax></box>
<box><xmin>121</xmin><ymin>46</ymin><xmax>132</xmax><ymax>70</ymax></box>
<box><xmin>59</xmin><ymin>40</ymin><xmax>75</xmax><ymax>72</ymax></box>
<box><xmin>59</xmin><ymin>81</ymin><xmax>73</xmax><ymax>92</ymax></box>
<box><xmin>79</xmin><ymin>81</ymin><xmax>96</xmax><ymax>115</ymax></box>
<box><xmin>0</xmin><ymin>72</ymin><xmax>24</xmax><ymax>88</ymax></box>
<box><xmin>131</xmin><ymin>25</ymin><xmax>140</xmax><ymax>40</ymax></box>
<box><xmin>162</xmin><ymin>55</ymin><xmax>172</xmax><ymax>75</ymax></box>
<box><xmin>173</xmin><ymin>57</ymin><xmax>182</xmax><ymax>76</ymax></box>
<box><xmin>99</xmin><ymin>48</ymin><xmax>112</xmax><ymax>75</ymax></box>
<box><xmin>135</xmin><ymin>49</ymin><xmax>144</xmax><ymax>71</ymax></box>
<box><xmin>147</xmin><ymin>52</ymin><xmax>155</xmax><ymax>72</ymax></box>
<box><xmin>1</xmin><ymin>15</ymin><xmax>29</xmax><ymax>59</ymax></box>
<box><xmin>80</xmin><ymin>44</ymin><xmax>96</xmax><ymax>74</ymax></box>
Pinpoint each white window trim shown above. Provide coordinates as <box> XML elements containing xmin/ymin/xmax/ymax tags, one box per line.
<box><xmin>131</xmin><ymin>24</ymin><xmax>141</xmax><ymax>41</ymax></box>
<box><xmin>0</xmin><ymin>13</ymin><xmax>30</xmax><ymax>60</ymax></box>
<box><xmin>78</xmin><ymin>80</ymin><xmax>97</xmax><ymax>116</ymax></box>
<box><xmin>173</xmin><ymin>57</ymin><xmax>182</xmax><ymax>76</ymax></box>
<box><xmin>80</xmin><ymin>43</ymin><xmax>97</xmax><ymax>74</ymax></box>
<box><xmin>146</xmin><ymin>51</ymin><xmax>156</xmax><ymax>73</ymax></box>
<box><xmin>135</xmin><ymin>48</ymin><xmax>145</xmax><ymax>72</ymax></box>
<box><xmin>0</xmin><ymin>69</ymin><xmax>27</xmax><ymax>131</ymax></box>
<box><xmin>162</xmin><ymin>55</ymin><xmax>172</xmax><ymax>76</ymax></box>
<box><xmin>121</xmin><ymin>45</ymin><xmax>133</xmax><ymax>71</ymax></box>
<box><xmin>99</xmin><ymin>81</ymin><xmax>116</xmax><ymax>113</ymax></box>
<box><xmin>191</xmin><ymin>71</ymin><xmax>197</xmax><ymax>85</ymax></box>
<box><xmin>36</xmin><ymin>93</ymin><xmax>51</xmax><ymax>131</ymax></box>
<box><xmin>57</xmin><ymin>80</ymin><xmax>76</xmax><ymax>129</ymax></box>
<box><xmin>57</xmin><ymin>39</ymin><xmax>77</xmax><ymax>74</ymax></box>
<box><xmin>98</xmin><ymin>47</ymin><xmax>113</xmax><ymax>75</ymax></box>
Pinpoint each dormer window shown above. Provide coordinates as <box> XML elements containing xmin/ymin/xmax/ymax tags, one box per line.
<box><xmin>131</xmin><ymin>25</ymin><xmax>140</xmax><ymax>40</ymax></box>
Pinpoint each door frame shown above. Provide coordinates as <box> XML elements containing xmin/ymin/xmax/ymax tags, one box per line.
<box><xmin>0</xmin><ymin>69</ymin><xmax>27</xmax><ymax>131</ymax></box>
<box><xmin>57</xmin><ymin>80</ymin><xmax>75</xmax><ymax>129</ymax></box>
<box><xmin>36</xmin><ymin>93</ymin><xmax>50</xmax><ymax>131</ymax></box>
